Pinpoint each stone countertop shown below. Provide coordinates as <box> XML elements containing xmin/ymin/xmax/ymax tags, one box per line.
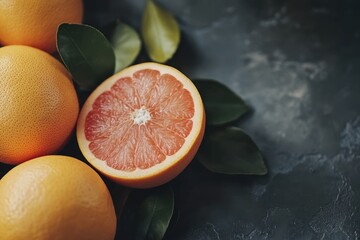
<box><xmin>88</xmin><ymin>0</ymin><xmax>360</xmax><ymax>239</ymax></box>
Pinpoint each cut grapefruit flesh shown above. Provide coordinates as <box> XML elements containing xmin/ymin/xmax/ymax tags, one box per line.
<box><xmin>77</xmin><ymin>63</ymin><xmax>205</xmax><ymax>188</ymax></box>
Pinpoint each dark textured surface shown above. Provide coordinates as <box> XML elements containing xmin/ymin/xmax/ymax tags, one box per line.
<box><xmin>0</xmin><ymin>0</ymin><xmax>357</xmax><ymax>239</ymax></box>
<box><xmin>82</xmin><ymin>0</ymin><xmax>360</xmax><ymax>239</ymax></box>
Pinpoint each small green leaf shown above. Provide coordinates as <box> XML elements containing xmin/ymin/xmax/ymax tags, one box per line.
<box><xmin>197</xmin><ymin>127</ymin><xmax>267</xmax><ymax>175</ymax></box>
<box><xmin>110</xmin><ymin>21</ymin><xmax>141</xmax><ymax>73</ymax></box>
<box><xmin>57</xmin><ymin>23</ymin><xmax>115</xmax><ymax>90</ymax></box>
<box><xmin>193</xmin><ymin>79</ymin><xmax>249</xmax><ymax>125</ymax></box>
<box><xmin>141</xmin><ymin>0</ymin><xmax>180</xmax><ymax>63</ymax></box>
<box><xmin>134</xmin><ymin>186</ymin><xmax>174</xmax><ymax>240</ymax></box>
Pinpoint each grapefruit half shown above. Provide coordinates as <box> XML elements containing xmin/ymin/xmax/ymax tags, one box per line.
<box><xmin>77</xmin><ymin>63</ymin><xmax>205</xmax><ymax>188</ymax></box>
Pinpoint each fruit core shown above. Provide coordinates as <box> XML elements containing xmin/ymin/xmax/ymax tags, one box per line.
<box><xmin>131</xmin><ymin>107</ymin><xmax>151</xmax><ymax>125</ymax></box>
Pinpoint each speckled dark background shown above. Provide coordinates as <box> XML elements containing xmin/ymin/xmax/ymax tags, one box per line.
<box><xmin>87</xmin><ymin>0</ymin><xmax>360</xmax><ymax>239</ymax></box>
<box><xmin>2</xmin><ymin>0</ymin><xmax>360</xmax><ymax>239</ymax></box>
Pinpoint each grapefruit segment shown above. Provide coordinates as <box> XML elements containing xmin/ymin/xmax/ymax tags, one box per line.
<box><xmin>77</xmin><ymin>62</ymin><xmax>205</xmax><ymax>188</ymax></box>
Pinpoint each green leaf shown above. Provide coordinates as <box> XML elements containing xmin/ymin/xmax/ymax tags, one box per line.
<box><xmin>193</xmin><ymin>79</ymin><xmax>249</xmax><ymax>125</ymax></box>
<box><xmin>141</xmin><ymin>0</ymin><xmax>180</xmax><ymax>63</ymax></box>
<box><xmin>108</xmin><ymin>184</ymin><xmax>131</xmax><ymax>240</ymax></box>
<box><xmin>57</xmin><ymin>23</ymin><xmax>115</xmax><ymax>90</ymax></box>
<box><xmin>134</xmin><ymin>186</ymin><xmax>174</xmax><ymax>240</ymax></box>
<box><xmin>197</xmin><ymin>127</ymin><xmax>267</xmax><ymax>175</ymax></box>
<box><xmin>110</xmin><ymin>21</ymin><xmax>141</xmax><ymax>73</ymax></box>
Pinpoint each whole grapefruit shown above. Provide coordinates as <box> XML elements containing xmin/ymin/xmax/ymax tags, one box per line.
<box><xmin>0</xmin><ymin>0</ymin><xmax>83</xmax><ymax>52</ymax></box>
<box><xmin>0</xmin><ymin>155</ymin><xmax>117</xmax><ymax>240</ymax></box>
<box><xmin>0</xmin><ymin>45</ymin><xmax>79</xmax><ymax>165</ymax></box>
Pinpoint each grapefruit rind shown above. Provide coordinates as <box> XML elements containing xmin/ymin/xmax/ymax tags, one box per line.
<box><xmin>76</xmin><ymin>62</ymin><xmax>205</xmax><ymax>188</ymax></box>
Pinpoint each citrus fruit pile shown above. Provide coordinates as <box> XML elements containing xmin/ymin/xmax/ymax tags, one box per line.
<box><xmin>0</xmin><ymin>0</ymin><xmax>205</xmax><ymax>238</ymax></box>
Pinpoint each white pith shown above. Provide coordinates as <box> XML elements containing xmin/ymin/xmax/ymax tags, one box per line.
<box><xmin>131</xmin><ymin>106</ymin><xmax>151</xmax><ymax>125</ymax></box>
